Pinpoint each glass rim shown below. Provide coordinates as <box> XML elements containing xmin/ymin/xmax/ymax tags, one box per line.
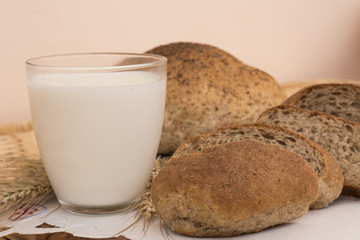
<box><xmin>25</xmin><ymin>52</ymin><xmax>167</xmax><ymax>71</ymax></box>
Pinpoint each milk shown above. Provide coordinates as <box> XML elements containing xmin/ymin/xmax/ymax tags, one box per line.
<box><xmin>28</xmin><ymin>71</ymin><xmax>166</xmax><ymax>210</ymax></box>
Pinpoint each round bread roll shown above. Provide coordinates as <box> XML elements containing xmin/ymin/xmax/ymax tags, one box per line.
<box><xmin>146</xmin><ymin>42</ymin><xmax>286</xmax><ymax>154</ymax></box>
<box><xmin>151</xmin><ymin>140</ymin><xmax>318</xmax><ymax>237</ymax></box>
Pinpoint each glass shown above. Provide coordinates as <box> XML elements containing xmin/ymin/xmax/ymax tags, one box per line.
<box><xmin>26</xmin><ymin>53</ymin><xmax>167</xmax><ymax>214</ymax></box>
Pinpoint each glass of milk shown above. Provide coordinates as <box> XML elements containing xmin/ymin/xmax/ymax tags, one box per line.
<box><xmin>26</xmin><ymin>53</ymin><xmax>167</xmax><ymax>214</ymax></box>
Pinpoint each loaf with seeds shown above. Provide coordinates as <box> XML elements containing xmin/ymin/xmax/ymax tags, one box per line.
<box><xmin>283</xmin><ymin>83</ymin><xmax>360</xmax><ymax>122</ymax></box>
<box><xmin>172</xmin><ymin>123</ymin><xmax>343</xmax><ymax>209</ymax></box>
<box><xmin>146</xmin><ymin>42</ymin><xmax>286</xmax><ymax>154</ymax></box>
<box><xmin>151</xmin><ymin>140</ymin><xmax>318</xmax><ymax>237</ymax></box>
<box><xmin>257</xmin><ymin>105</ymin><xmax>359</xmax><ymax>197</ymax></box>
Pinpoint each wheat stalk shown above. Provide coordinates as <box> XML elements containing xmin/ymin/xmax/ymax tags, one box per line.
<box><xmin>135</xmin><ymin>156</ymin><xmax>171</xmax><ymax>222</ymax></box>
<box><xmin>0</xmin><ymin>121</ymin><xmax>53</xmax><ymax>215</ymax></box>
<box><xmin>0</xmin><ymin>157</ymin><xmax>53</xmax><ymax>214</ymax></box>
<box><xmin>118</xmin><ymin>156</ymin><xmax>171</xmax><ymax>237</ymax></box>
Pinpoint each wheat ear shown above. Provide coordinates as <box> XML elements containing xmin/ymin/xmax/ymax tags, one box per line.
<box><xmin>117</xmin><ymin>156</ymin><xmax>171</xmax><ymax>237</ymax></box>
<box><xmin>0</xmin><ymin>156</ymin><xmax>53</xmax><ymax>214</ymax></box>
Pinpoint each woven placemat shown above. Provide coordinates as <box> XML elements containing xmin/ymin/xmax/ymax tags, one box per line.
<box><xmin>0</xmin><ymin>122</ymin><xmax>39</xmax><ymax>159</ymax></box>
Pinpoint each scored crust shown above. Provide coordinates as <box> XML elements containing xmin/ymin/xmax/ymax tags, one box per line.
<box><xmin>151</xmin><ymin>140</ymin><xmax>318</xmax><ymax>237</ymax></box>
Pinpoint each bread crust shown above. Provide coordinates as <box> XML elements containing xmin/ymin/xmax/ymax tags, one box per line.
<box><xmin>146</xmin><ymin>42</ymin><xmax>286</xmax><ymax>154</ymax></box>
<box><xmin>257</xmin><ymin>104</ymin><xmax>359</xmax><ymax>197</ymax></box>
<box><xmin>151</xmin><ymin>140</ymin><xmax>318</xmax><ymax>237</ymax></box>
<box><xmin>172</xmin><ymin>123</ymin><xmax>342</xmax><ymax>209</ymax></box>
<box><xmin>283</xmin><ymin>83</ymin><xmax>360</xmax><ymax>122</ymax></box>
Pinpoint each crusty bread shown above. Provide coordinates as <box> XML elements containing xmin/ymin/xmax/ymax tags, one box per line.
<box><xmin>151</xmin><ymin>140</ymin><xmax>318</xmax><ymax>237</ymax></box>
<box><xmin>172</xmin><ymin>123</ymin><xmax>343</xmax><ymax>209</ymax></box>
<box><xmin>146</xmin><ymin>42</ymin><xmax>286</xmax><ymax>154</ymax></box>
<box><xmin>283</xmin><ymin>83</ymin><xmax>360</xmax><ymax>122</ymax></box>
<box><xmin>257</xmin><ymin>105</ymin><xmax>359</xmax><ymax>197</ymax></box>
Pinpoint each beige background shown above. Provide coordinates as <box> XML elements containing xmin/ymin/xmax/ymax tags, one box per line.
<box><xmin>1</xmin><ymin>0</ymin><xmax>360</xmax><ymax>124</ymax></box>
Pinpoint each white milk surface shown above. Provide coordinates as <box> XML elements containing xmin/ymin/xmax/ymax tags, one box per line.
<box><xmin>28</xmin><ymin>71</ymin><xmax>166</xmax><ymax>208</ymax></box>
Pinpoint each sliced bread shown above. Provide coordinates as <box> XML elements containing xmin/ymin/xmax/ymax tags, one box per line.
<box><xmin>257</xmin><ymin>105</ymin><xmax>359</xmax><ymax>197</ymax></box>
<box><xmin>283</xmin><ymin>83</ymin><xmax>360</xmax><ymax>122</ymax></box>
<box><xmin>151</xmin><ymin>140</ymin><xmax>318</xmax><ymax>237</ymax></box>
<box><xmin>172</xmin><ymin>123</ymin><xmax>343</xmax><ymax>209</ymax></box>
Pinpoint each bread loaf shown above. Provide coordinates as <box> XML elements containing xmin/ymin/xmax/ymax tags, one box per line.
<box><xmin>151</xmin><ymin>140</ymin><xmax>318</xmax><ymax>237</ymax></box>
<box><xmin>283</xmin><ymin>83</ymin><xmax>360</xmax><ymax>122</ymax></box>
<box><xmin>257</xmin><ymin>105</ymin><xmax>359</xmax><ymax>197</ymax></box>
<box><xmin>146</xmin><ymin>42</ymin><xmax>286</xmax><ymax>154</ymax></box>
<box><xmin>172</xmin><ymin>123</ymin><xmax>343</xmax><ymax>209</ymax></box>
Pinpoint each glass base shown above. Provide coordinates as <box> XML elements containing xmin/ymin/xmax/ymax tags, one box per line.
<box><xmin>58</xmin><ymin>199</ymin><xmax>139</xmax><ymax>215</ymax></box>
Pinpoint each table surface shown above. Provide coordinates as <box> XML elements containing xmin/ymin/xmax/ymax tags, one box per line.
<box><xmin>2</xmin><ymin>193</ymin><xmax>360</xmax><ymax>239</ymax></box>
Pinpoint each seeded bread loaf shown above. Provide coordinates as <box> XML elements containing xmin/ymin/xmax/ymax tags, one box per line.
<box><xmin>172</xmin><ymin>123</ymin><xmax>343</xmax><ymax>209</ymax></box>
<box><xmin>283</xmin><ymin>83</ymin><xmax>360</xmax><ymax>122</ymax></box>
<box><xmin>146</xmin><ymin>42</ymin><xmax>286</xmax><ymax>154</ymax></box>
<box><xmin>151</xmin><ymin>140</ymin><xmax>318</xmax><ymax>237</ymax></box>
<box><xmin>257</xmin><ymin>105</ymin><xmax>360</xmax><ymax>197</ymax></box>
